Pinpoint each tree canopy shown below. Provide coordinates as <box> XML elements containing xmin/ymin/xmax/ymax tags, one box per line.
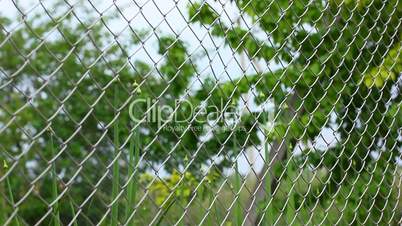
<box><xmin>188</xmin><ymin>0</ymin><xmax>401</xmax><ymax>224</ymax></box>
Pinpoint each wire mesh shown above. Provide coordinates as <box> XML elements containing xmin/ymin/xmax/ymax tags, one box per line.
<box><xmin>0</xmin><ymin>0</ymin><xmax>401</xmax><ymax>225</ymax></box>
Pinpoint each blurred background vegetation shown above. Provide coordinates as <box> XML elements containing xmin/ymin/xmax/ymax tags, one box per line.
<box><xmin>0</xmin><ymin>0</ymin><xmax>401</xmax><ymax>225</ymax></box>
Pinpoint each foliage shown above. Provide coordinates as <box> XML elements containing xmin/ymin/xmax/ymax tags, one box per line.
<box><xmin>0</xmin><ymin>3</ymin><xmax>207</xmax><ymax>224</ymax></box>
<box><xmin>144</xmin><ymin>169</ymin><xmax>219</xmax><ymax>206</ymax></box>
<box><xmin>188</xmin><ymin>0</ymin><xmax>401</xmax><ymax>224</ymax></box>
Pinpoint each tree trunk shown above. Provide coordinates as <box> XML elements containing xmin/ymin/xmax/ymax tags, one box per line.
<box><xmin>244</xmin><ymin>94</ymin><xmax>299</xmax><ymax>226</ymax></box>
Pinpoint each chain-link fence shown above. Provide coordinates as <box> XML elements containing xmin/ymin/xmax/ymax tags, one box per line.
<box><xmin>0</xmin><ymin>0</ymin><xmax>401</xmax><ymax>225</ymax></box>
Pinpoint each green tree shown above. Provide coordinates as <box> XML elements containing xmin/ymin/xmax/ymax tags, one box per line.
<box><xmin>0</xmin><ymin>3</ymin><xmax>219</xmax><ymax>224</ymax></box>
<box><xmin>188</xmin><ymin>0</ymin><xmax>401</xmax><ymax>225</ymax></box>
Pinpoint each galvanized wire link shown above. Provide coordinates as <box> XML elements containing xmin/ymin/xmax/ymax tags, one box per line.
<box><xmin>0</xmin><ymin>0</ymin><xmax>401</xmax><ymax>225</ymax></box>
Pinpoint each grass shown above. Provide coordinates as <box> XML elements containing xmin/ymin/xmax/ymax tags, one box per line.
<box><xmin>206</xmin><ymin>187</ymin><xmax>217</xmax><ymax>226</ymax></box>
<box><xmin>285</xmin><ymin>144</ymin><xmax>296</xmax><ymax>225</ymax></box>
<box><xmin>262</xmin><ymin>112</ymin><xmax>273</xmax><ymax>226</ymax></box>
<box><xmin>99</xmin><ymin>167</ymin><xmax>402</xmax><ymax>225</ymax></box>
<box><xmin>262</xmin><ymin>141</ymin><xmax>273</xmax><ymax>225</ymax></box>
<box><xmin>69</xmin><ymin>197</ymin><xmax>78</xmax><ymax>226</ymax></box>
<box><xmin>6</xmin><ymin>174</ymin><xmax>20</xmax><ymax>226</ymax></box>
<box><xmin>111</xmin><ymin>83</ymin><xmax>120</xmax><ymax>226</ymax></box>
<box><xmin>50</xmin><ymin>134</ymin><xmax>61</xmax><ymax>226</ymax></box>
<box><xmin>125</xmin><ymin>98</ymin><xmax>140</xmax><ymax>224</ymax></box>
<box><xmin>234</xmin><ymin>164</ymin><xmax>242</xmax><ymax>226</ymax></box>
<box><xmin>233</xmin><ymin>134</ymin><xmax>243</xmax><ymax>226</ymax></box>
<box><xmin>155</xmin><ymin>199</ymin><xmax>176</xmax><ymax>226</ymax></box>
<box><xmin>1</xmin><ymin>159</ymin><xmax>20</xmax><ymax>225</ymax></box>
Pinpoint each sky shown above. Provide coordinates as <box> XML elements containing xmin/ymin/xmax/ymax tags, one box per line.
<box><xmin>0</xmin><ymin>0</ymin><xmax>277</xmax><ymax>83</ymax></box>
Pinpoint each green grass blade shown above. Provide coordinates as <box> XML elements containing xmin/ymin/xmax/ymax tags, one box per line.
<box><xmin>69</xmin><ymin>197</ymin><xmax>78</xmax><ymax>226</ymax></box>
<box><xmin>0</xmin><ymin>184</ymin><xmax>6</xmax><ymax>224</ymax></box>
<box><xmin>209</xmin><ymin>196</ymin><xmax>214</xmax><ymax>225</ymax></box>
<box><xmin>6</xmin><ymin>176</ymin><xmax>20</xmax><ymax>226</ymax></box>
<box><xmin>50</xmin><ymin>134</ymin><xmax>61</xmax><ymax>226</ymax></box>
<box><xmin>125</xmin><ymin>116</ymin><xmax>140</xmax><ymax>224</ymax></box>
<box><xmin>234</xmin><ymin>165</ymin><xmax>242</xmax><ymax>226</ymax></box>
<box><xmin>262</xmin><ymin>113</ymin><xmax>273</xmax><ymax>226</ymax></box>
<box><xmin>111</xmin><ymin>83</ymin><xmax>120</xmax><ymax>226</ymax></box>
<box><xmin>155</xmin><ymin>199</ymin><xmax>175</xmax><ymax>226</ymax></box>
<box><xmin>233</xmin><ymin>134</ymin><xmax>242</xmax><ymax>226</ymax></box>
<box><xmin>285</xmin><ymin>155</ymin><xmax>295</xmax><ymax>225</ymax></box>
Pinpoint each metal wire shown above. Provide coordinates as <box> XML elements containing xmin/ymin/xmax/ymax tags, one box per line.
<box><xmin>0</xmin><ymin>0</ymin><xmax>401</xmax><ymax>225</ymax></box>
